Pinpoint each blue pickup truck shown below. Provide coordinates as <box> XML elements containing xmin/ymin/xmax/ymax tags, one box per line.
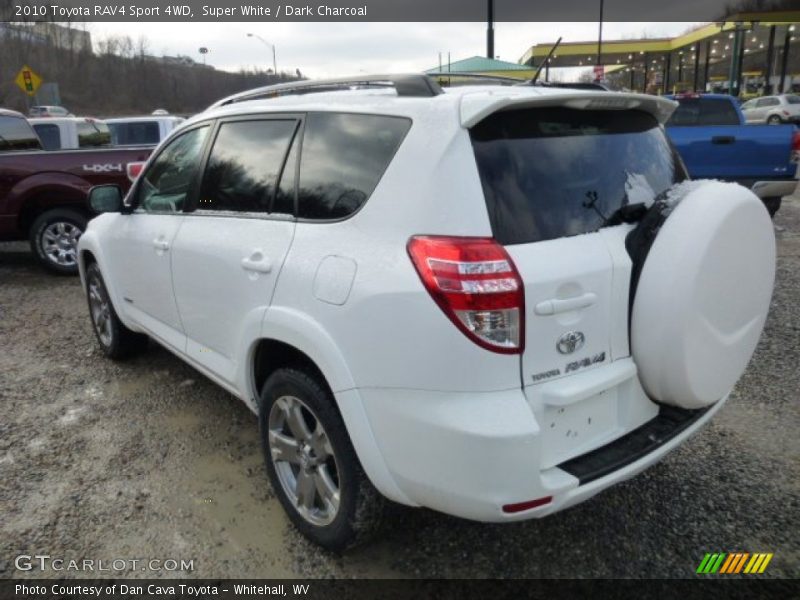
<box><xmin>666</xmin><ymin>93</ymin><xmax>799</xmax><ymax>216</ymax></box>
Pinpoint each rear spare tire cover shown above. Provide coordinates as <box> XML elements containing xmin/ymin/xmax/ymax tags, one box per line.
<box><xmin>631</xmin><ymin>181</ymin><xmax>776</xmax><ymax>409</ymax></box>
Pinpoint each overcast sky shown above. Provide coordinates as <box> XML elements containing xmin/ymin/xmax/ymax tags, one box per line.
<box><xmin>85</xmin><ymin>22</ymin><xmax>702</xmax><ymax>79</ymax></box>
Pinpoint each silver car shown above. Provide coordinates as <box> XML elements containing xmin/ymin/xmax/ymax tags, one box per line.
<box><xmin>741</xmin><ymin>94</ymin><xmax>800</xmax><ymax>124</ymax></box>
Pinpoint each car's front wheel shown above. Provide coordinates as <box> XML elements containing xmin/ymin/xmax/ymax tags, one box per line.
<box><xmin>259</xmin><ymin>368</ymin><xmax>384</xmax><ymax>551</ymax></box>
<box><xmin>85</xmin><ymin>263</ymin><xmax>148</xmax><ymax>359</ymax></box>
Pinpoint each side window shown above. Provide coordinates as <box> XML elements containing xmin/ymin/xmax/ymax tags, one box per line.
<box><xmin>767</xmin><ymin>98</ymin><xmax>781</xmax><ymax>107</ymax></box>
<box><xmin>198</xmin><ymin>119</ymin><xmax>297</xmax><ymax>213</ymax></box>
<box><xmin>109</xmin><ymin>121</ymin><xmax>160</xmax><ymax>145</ymax></box>
<box><xmin>0</xmin><ymin>116</ymin><xmax>42</xmax><ymax>151</ymax></box>
<box><xmin>33</xmin><ymin>124</ymin><xmax>62</xmax><ymax>150</ymax></box>
<box><xmin>77</xmin><ymin>120</ymin><xmax>111</xmax><ymax>147</ymax></box>
<box><xmin>297</xmin><ymin>112</ymin><xmax>411</xmax><ymax>220</ymax></box>
<box><xmin>134</xmin><ymin>125</ymin><xmax>209</xmax><ymax>213</ymax></box>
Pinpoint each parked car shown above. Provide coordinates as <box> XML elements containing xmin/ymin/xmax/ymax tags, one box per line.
<box><xmin>665</xmin><ymin>93</ymin><xmax>799</xmax><ymax>216</ymax></box>
<box><xmin>78</xmin><ymin>76</ymin><xmax>775</xmax><ymax>550</ymax></box>
<box><xmin>29</xmin><ymin>105</ymin><xmax>72</xmax><ymax>118</ymax></box>
<box><xmin>105</xmin><ymin>115</ymin><xmax>185</xmax><ymax>147</ymax></box>
<box><xmin>740</xmin><ymin>94</ymin><xmax>800</xmax><ymax>124</ymax></box>
<box><xmin>0</xmin><ymin>109</ymin><xmax>151</xmax><ymax>274</ymax></box>
<box><xmin>29</xmin><ymin>117</ymin><xmax>112</xmax><ymax>150</ymax></box>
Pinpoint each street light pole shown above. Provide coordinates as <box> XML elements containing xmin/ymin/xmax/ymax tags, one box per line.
<box><xmin>246</xmin><ymin>33</ymin><xmax>278</xmax><ymax>75</ymax></box>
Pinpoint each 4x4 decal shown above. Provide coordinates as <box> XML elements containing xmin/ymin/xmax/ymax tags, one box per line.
<box><xmin>82</xmin><ymin>163</ymin><xmax>123</xmax><ymax>173</ymax></box>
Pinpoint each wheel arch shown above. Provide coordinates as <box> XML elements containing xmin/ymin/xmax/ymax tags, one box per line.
<box><xmin>250</xmin><ymin>310</ymin><xmax>412</xmax><ymax>505</ymax></box>
<box><xmin>16</xmin><ymin>184</ymin><xmax>90</xmax><ymax>237</ymax></box>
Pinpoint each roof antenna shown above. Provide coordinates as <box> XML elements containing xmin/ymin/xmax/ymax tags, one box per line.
<box><xmin>529</xmin><ymin>37</ymin><xmax>562</xmax><ymax>85</ymax></box>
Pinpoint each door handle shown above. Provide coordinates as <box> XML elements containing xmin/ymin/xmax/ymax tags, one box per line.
<box><xmin>712</xmin><ymin>135</ymin><xmax>736</xmax><ymax>145</ymax></box>
<box><xmin>534</xmin><ymin>292</ymin><xmax>597</xmax><ymax>316</ymax></box>
<box><xmin>241</xmin><ymin>251</ymin><xmax>272</xmax><ymax>274</ymax></box>
<box><xmin>152</xmin><ymin>238</ymin><xmax>170</xmax><ymax>251</ymax></box>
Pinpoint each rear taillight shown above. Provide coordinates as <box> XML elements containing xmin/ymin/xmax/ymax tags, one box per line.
<box><xmin>407</xmin><ymin>236</ymin><xmax>524</xmax><ymax>354</ymax></box>
<box><xmin>792</xmin><ymin>131</ymin><xmax>800</xmax><ymax>163</ymax></box>
<box><xmin>126</xmin><ymin>161</ymin><xmax>145</xmax><ymax>183</ymax></box>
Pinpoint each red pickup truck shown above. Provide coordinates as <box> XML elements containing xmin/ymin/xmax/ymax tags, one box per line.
<box><xmin>0</xmin><ymin>108</ymin><xmax>153</xmax><ymax>274</ymax></box>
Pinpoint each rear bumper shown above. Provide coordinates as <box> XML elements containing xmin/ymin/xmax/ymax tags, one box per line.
<box><xmin>749</xmin><ymin>178</ymin><xmax>798</xmax><ymax>200</ymax></box>
<box><xmin>354</xmin><ymin>369</ymin><xmax>726</xmax><ymax>522</ymax></box>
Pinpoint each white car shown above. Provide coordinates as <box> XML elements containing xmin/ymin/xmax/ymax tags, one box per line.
<box><xmin>741</xmin><ymin>94</ymin><xmax>800</xmax><ymax>124</ymax></box>
<box><xmin>77</xmin><ymin>75</ymin><xmax>776</xmax><ymax>550</ymax></box>
<box><xmin>29</xmin><ymin>105</ymin><xmax>72</xmax><ymax>118</ymax></box>
<box><xmin>105</xmin><ymin>115</ymin><xmax>185</xmax><ymax>147</ymax></box>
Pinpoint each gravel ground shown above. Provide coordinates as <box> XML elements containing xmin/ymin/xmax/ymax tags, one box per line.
<box><xmin>1</xmin><ymin>200</ymin><xmax>798</xmax><ymax>580</ymax></box>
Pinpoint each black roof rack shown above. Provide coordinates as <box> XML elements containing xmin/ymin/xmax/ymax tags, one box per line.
<box><xmin>210</xmin><ymin>73</ymin><xmax>444</xmax><ymax>109</ymax></box>
<box><xmin>426</xmin><ymin>72</ymin><xmax>523</xmax><ymax>86</ymax></box>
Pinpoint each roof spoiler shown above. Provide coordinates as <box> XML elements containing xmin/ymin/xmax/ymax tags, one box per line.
<box><xmin>208</xmin><ymin>73</ymin><xmax>444</xmax><ymax>110</ymax></box>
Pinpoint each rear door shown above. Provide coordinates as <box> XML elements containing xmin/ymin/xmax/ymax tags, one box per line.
<box><xmin>470</xmin><ymin>106</ymin><xmax>686</xmax><ymax>466</ymax></box>
<box><xmin>170</xmin><ymin>115</ymin><xmax>300</xmax><ymax>385</ymax></box>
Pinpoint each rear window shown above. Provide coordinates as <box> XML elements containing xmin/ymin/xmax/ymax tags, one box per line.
<box><xmin>786</xmin><ymin>95</ymin><xmax>800</xmax><ymax>104</ymax></box>
<box><xmin>109</xmin><ymin>121</ymin><xmax>160</xmax><ymax>145</ymax></box>
<box><xmin>296</xmin><ymin>112</ymin><xmax>411</xmax><ymax>220</ymax></box>
<box><xmin>33</xmin><ymin>123</ymin><xmax>61</xmax><ymax>150</ymax></box>
<box><xmin>470</xmin><ymin>108</ymin><xmax>685</xmax><ymax>245</ymax></box>
<box><xmin>0</xmin><ymin>116</ymin><xmax>42</xmax><ymax>151</ymax></box>
<box><xmin>666</xmin><ymin>98</ymin><xmax>740</xmax><ymax>126</ymax></box>
<box><xmin>77</xmin><ymin>120</ymin><xmax>111</xmax><ymax>147</ymax></box>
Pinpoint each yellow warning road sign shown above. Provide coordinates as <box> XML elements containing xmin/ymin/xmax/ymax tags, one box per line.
<box><xmin>15</xmin><ymin>65</ymin><xmax>42</xmax><ymax>96</ymax></box>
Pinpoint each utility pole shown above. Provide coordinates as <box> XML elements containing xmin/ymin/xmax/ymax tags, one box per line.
<box><xmin>597</xmin><ymin>0</ymin><xmax>604</xmax><ymax>66</ymax></box>
<box><xmin>487</xmin><ymin>0</ymin><xmax>495</xmax><ymax>59</ymax></box>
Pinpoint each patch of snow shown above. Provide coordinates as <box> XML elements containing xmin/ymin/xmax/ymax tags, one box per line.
<box><xmin>663</xmin><ymin>179</ymin><xmax>720</xmax><ymax>214</ymax></box>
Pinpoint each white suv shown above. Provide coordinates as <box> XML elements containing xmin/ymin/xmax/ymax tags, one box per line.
<box><xmin>78</xmin><ymin>75</ymin><xmax>776</xmax><ymax>550</ymax></box>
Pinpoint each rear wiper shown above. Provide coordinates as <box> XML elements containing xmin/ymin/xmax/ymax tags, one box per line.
<box><xmin>605</xmin><ymin>202</ymin><xmax>647</xmax><ymax>226</ymax></box>
<box><xmin>583</xmin><ymin>190</ymin><xmax>647</xmax><ymax>226</ymax></box>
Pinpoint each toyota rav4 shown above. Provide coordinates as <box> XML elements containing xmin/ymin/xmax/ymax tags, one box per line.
<box><xmin>77</xmin><ymin>75</ymin><xmax>776</xmax><ymax>550</ymax></box>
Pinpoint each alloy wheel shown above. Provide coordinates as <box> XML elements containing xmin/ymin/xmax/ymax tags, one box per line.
<box><xmin>41</xmin><ymin>221</ymin><xmax>81</xmax><ymax>267</ymax></box>
<box><xmin>88</xmin><ymin>278</ymin><xmax>113</xmax><ymax>347</ymax></box>
<box><xmin>268</xmin><ymin>395</ymin><xmax>341</xmax><ymax>526</ymax></box>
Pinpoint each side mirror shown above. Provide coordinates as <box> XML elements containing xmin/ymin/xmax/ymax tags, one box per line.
<box><xmin>88</xmin><ymin>184</ymin><xmax>123</xmax><ymax>213</ymax></box>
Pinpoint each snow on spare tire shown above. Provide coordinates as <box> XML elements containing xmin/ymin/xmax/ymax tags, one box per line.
<box><xmin>631</xmin><ymin>180</ymin><xmax>776</xmax><ymax>410</ymax></box>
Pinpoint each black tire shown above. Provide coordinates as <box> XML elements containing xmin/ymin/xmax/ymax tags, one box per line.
<box><xmin>259</xmin><ymin>368</ymin><xmax>384</xmax><ymax>552</ymax></box>
<box><xmin>762</xmin><ymin>196</ymin><xmax>782</xmax><ymax>218</ymax></box>
<box><xmin>85</xmin><ymin>263</ymin><xmax>148</xmax><ymax>360</ymax></box>
<box><xmin>767</xmin><ymin>115</ymin><xmax>783</xmax><ymax>125</ymax></box>
<box><xmin>29</xmin><ymin>208</ymin><xmax>87</xmax><ymax>275</ymax></box>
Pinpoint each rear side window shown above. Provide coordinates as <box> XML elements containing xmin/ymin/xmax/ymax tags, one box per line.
<box><xmin>297</xmin><ymin>112</ymin><xmax>411</xmax><ymax>220</ymax></box>
<box><xmin>33</xmin><ymin>123</ymin><xmax>61</xmax><ymax>150</ymax></box>
<box><xmin>77</xmin><ymin>120</ymin><xmax>111</xmax><ymax>147</ymax></box>
<box><xmin>198</xmin><ymin>119</ymin><xmax>298</xmax><ymax>214</ymax></box>
<box><xmin>471</xmin><ymin>108</ymin><xmax>685</xmax><ymax>245</ymax></box>
<box><xmin>0</xmin><ymin>116</ymin><xmax>42</xmax><ymax>151</ymax></box>
<box><xmin>109</xmin><ymin>121</ymin><xmax>160</xmax><ymax>145</ymax></box>
<box><xmin>666</xmin><ymin>98</ymin><xmax>740</xmax><ymax>126</ymax></box>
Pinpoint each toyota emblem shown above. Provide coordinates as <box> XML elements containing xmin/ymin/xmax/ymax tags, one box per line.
<box><xmin>557</xmin><ymin>331</ymin><xmax>585</xmax><ymax>354</ymax></box>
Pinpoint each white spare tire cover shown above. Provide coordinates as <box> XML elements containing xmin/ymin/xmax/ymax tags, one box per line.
<box><xmin>631</xmin><ymin>181</ymin><xmax>775</xmax><ymax>409</ymax></box>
